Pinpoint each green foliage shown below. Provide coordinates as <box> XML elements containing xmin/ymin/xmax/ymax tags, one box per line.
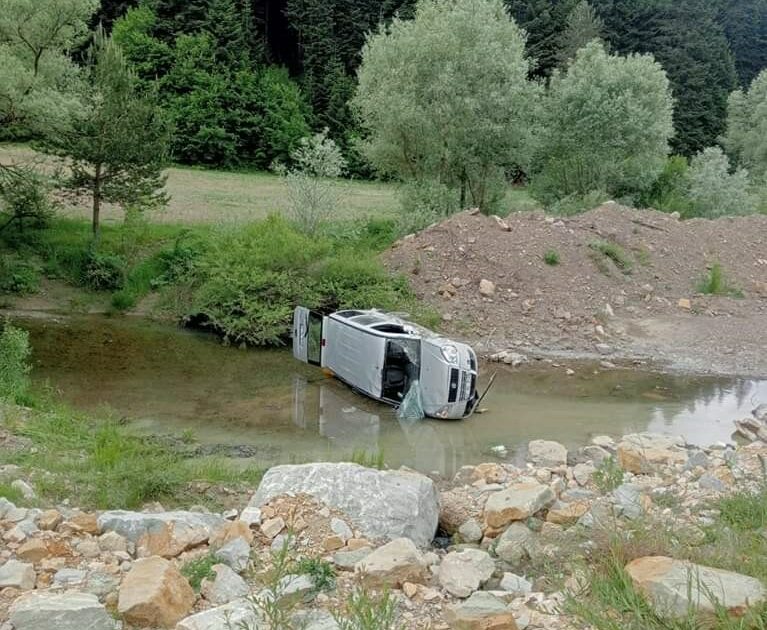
<box><xmin>685</xmin><ymin>147</ymin><xmax>757</xmax><ymax>218</ymax></box>
<box><xmin>276</xmin><ymin>129</ymin><xmax>347</xmax><ymax>234</ymax></box>
<box><xmin>0</xmin><ymin>168</ymin><xmax>54</xmax><ymax>231</ymax></box>
<box><xmin>111</xmin><ymin>4</ymin><xmax>174</xmax><ymax>80</ymax></box>
<box><xmin>592</xmin><ymin>456</ymin><xmax>624</xmax><ymax>493</ymax></box>
<box><xmin>42</xmin><ymin>27</ymin><xmax>170</xmax><ymax>237</ymax></box>
<box><xmin>334</xmin><ymin>586</ymin><xmax>402</xmax><ymax>630</ymax></box>
<box><xmin>558</xmin><ymin>1</ymin><xmax>605</xmax><ymax>65</ymax></box>
<box><xmin>531</xmin><ymin>41</ymin><xmax>673</xmax><ymax>205</ymax></box>
<box><xmin>639</xmin><ymin>156</ymin><xmax>692</xmax><ymax>215</ymax></box>
<box><xmin>716</xmin><ymin>487</ymin><xmax>767</xmax><ymax>532</ymax></box>
<box><xmin>719</xmin><ymin>0</ymin><xmax>767</xmax><ymax>87</ymax></box>
<box><xmin>547</xmin><ymin>190</ymin><xmax>609</xmax><ymax>216</ymax></box>
<box><xmin>0</xmin><ymin>482</ymin><xmax>24</xmax><ymax>504</ymax></box>
<box><xmin>348</xmin><ymin>448</ymin><xmax>386</xmax><ymax>470</ymax></box>
<box><xmin>589</xmin><ymin>240</ymin><xmax>632</xmax><ymax>273</ymax></box>
<box><xmin>295</xmin><ymin>557</ymin><xmax>336</xmax><ymax>592</ymax></box>
<box><xmin>724</xmin><ymin>69</ymin><xmax>767</xmax><ymax>181</ymax></box>
<box><xmin>397</xmin><ymin>180</ymin><xmax>460</xmax><ymax>234</ymax></box>
<box><xmin>181</xmin><ymin>554</ymin><xmax>217</xmax><ymax>591</ymax></box>
<box><xmin>0</xmin><ymin>0</ymin><xmax>98</xmax><ymax>136</ymax></box>
<box><xmin>80</xmin><ymin>251</ymin><xmax>126</xmax><ymax>291</ymax></box>
<box><xmin>0</xmin><ymin>255</ymin><xmax>40</xmax><ymax>294</ymax></box>
<box><xmin>0</xmin><ymin>321</ymin><xmax>31</xmax><ymax>403</ymax></box>
<box><xmin>354</xmin><ymin>0</ymin><xmax>541</xmax><ymax>212</ymax></box>
<box><xmin>543</xmin><ymin>249</ymin><xmax>560</xmax><ymax>266</ymax></box>
<box><xmin>181</xmin><ymin>215</ymin><xmax>418</xmax><ymax>346</ymax></box>
<box><xmin>696</xmin><ymin>263</ymin><xmax>742</xmax><ymax>298</ymax></box>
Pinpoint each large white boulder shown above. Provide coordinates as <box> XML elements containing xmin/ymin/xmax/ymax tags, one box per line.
<box><xmin>98</xmin><ymin>510</ymin><xmax>227</xmax><ymax>558</ymax></box>
<box><xmin>250</xmin><ymin>463</ymin><xmax>439</xmax><ymax>547</ymax></box>
<box><xmin>176</xmin><ymin>599</ymin><xmax>259</xmax><ymax>630</ymax></box>
<box><xmin>626</xmin><ymin>556</ymin><xmax>766</xmax><ymax>617</ymax></box>
<box><xmin>10</xmin><ymin>592</ymin><xmax>117</xmax><ymax>630</ymax></box>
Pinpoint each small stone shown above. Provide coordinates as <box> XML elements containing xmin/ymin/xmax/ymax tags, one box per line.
<box><xmin>330</xmin><ymin>517</ymin><xmax>353</xmax><ymax>542</ymax></box>
<box><xmin>214</xmin><ymin>537</ymin><xmax>251</xmax><ymax>572</ymax></box>
<box><xmin>445</xmin><ymin>591</ymin><xmax>519</xmax><ymax>629</ymax></box>
<box><xmin>323</xmin><ymin>535</ymin><xmax>345</xmax><ymax>552</ymax></box>
<box><xmin>439</xmin><ymin>549</ymin><xmax>495</xmax><ymax>598</ymax></box>
<box><xmin>546</xmin><ymin>501</ymin><xmax>589</xmax><ymax>525</ymax></box>
<box><xmin>616</xmin><ymin>433</ymin><xmax>687</xmax><ymax>473</ymax></box>
<box><xmin>118</xmin><ymin>556</ymin><xmax>195</xmax><ymax>627</ymax></box>
<box><xmin>201</xmin><ymin>564</ymin><xmax>249</xmax><ymax>605</ymax></box>
<box><xmin>479</xmin><ymin>279</ymin><xmax>496</xmax><ymax>297</ymax></box>
<box><xmin>99</xmin><ymin>531</ymin><xmax>128</xmax><ymax>553</ymax></box>
<box><xmin>458</xmin><ymin>519</ymin><xmax>483</xmax><ymax>544</ymax></box>
<box><xmin>16</xmin><ymin>539</ymin><xmax>49</xmax><ymax>563</ymax></box>
<box><xmin>494</xmin><ymin>523</ymin><xmax>536</xmax><ymax>565</ymax></box>
<box><xmin>66</xmin><ymin>512</ymin><xmax>100</xmax><ymax>535</ymax></box>
<box><xmin>346</xmin><ymin>538</ymin><xmax>370</xmax><ymax>551</ymax></box>
<box><xmin>527</xmin><ymin>440</ymin><xmax>567</xmax><ymax>468</ymax></box>
<box><xmin>260</xmin><ymin>516</ymin><xmax>285</xmax><ymax>540</ymax></box>
<box><xmin>403</xmin><ymin>582</ymin><xmax>419</xmax><ymax>598</ymax></box>
<box><xmin>484</xmin><ymin>483</ymin><xmax>555</xmax><ymax>528</ymax></box>
<box><xmin>0</xmin><ymin>560</ymin><xmax>35</xmax><ymax>590</ymax></box>
<box><xmin>677</xmin><ymin>298</ymin><xmax>692</xmax><ymax>310</ymax></box>
<box><xmin>238</xmin><ymin>507</ymin><xmax>261</xmax><ymax>527</ymax></box>
<box><xmin>37</xmin><ymin>509</ymin><xmax>63</xmax><ymax>531</ymax></box>
<box><xmin>499</xmin><ymin>572</ymin><xmax>532</xmax><ymax>595</ymax></box>
<box><xmin>53</xmin><ymin>568</ymin><xmax>87</xmax><ymax>586</ymax></box>
<box><xmin>333</xmin><ymin>547</ymin><xmax>373</xmax><ymax>571</ymax></box>
<box><xmin>573</xmin><ymin>463</ymin><xmax>596</xmax><ymax>486</ymax></box>
<box><xmin>355</xmin><ymin>538</ymin><xmax>427</xmax><ymax>587</ymax></box>
<box><xmin>76</xmin><ymin>539</ymin><xmax>101</xmax><ymax>559</ymax></box>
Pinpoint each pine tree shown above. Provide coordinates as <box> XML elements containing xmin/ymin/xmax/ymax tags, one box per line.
<box><xmin>718</xmin><ymin>0</ymin><xmax>767</xmax><ymax>87</ymax></box>
<box><xmin>558</xmin><ymin>0</ymin><xmax>604</xmax><ymax>65</ymax></box>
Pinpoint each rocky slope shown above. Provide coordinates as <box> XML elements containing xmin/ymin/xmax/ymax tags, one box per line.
<box><xmin>384</xmin><ymin>203</ymin><xmax>767</xmax><ymax>376</ymax></box>
<box><xmin>3</xmin><ymin>406</ymin><xmax>767</xmax><ymax>629</ymax></box>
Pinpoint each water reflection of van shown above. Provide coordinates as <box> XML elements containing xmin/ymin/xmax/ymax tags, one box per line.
<box><xmin>292</xmin><ymin>307</ymin><xmax>479</xmax><ymax>420</ymax></box>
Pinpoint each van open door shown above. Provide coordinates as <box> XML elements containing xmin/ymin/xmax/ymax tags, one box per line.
<box><xmin>292</xmin><ymin>307</ymin><xmax>324</xmax><ymax>365</ymax></box>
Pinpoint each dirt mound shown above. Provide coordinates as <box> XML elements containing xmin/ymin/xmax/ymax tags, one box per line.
<box><xmin>384</xmin><ymin>203</ymin><xmax>767</xmax><ymax>374</ymax></box>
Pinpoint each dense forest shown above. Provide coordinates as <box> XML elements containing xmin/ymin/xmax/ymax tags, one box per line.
<box><xmin>81</xmin><ymin>0</ymin><xmax>767</xmax><ymax>169</ymax></box>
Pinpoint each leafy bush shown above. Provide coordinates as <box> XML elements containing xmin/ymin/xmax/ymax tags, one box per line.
<box><xmin>295</xmin><ymin>557</ymin><xmax>336</xmax><ymax>592</ymax></box>
<box><xmin>723</xmin><ymin>69</ymin><xmax>767</xmax><ymax>181</ymax></box>
<box><xmin>640</xmin><ymin>155</ymin><xmax>693</xmax><ymax>215</ymax></box>
<box><xmin>543</xmin><ymin>249</ymin><xmax>560</xmax><ymax>266</ymax></box>
<box><xmin>545</xmin><ymin>190</ymin><xmax>610</xmax><ymax>216</ymax></box>
<box><xmin>531</xmin><ymin>41</ymin><xmax>673</xmax><ymax>204</ymax></box>
<box><xmin>397</xmin><ymin>179</ymin><xmax>460</xmax><ymax>235</ymax></box>
<box><xmin>592</xmin><ymin>456</ymin><xmax>624</xmax><ymax>493</ymax></box>
<box><xmin>0</xmin><ymin>169</ymin><xmax>54</xmax><ymax>232</ymax></box>
<box><xmin>276</xmin><ymin>129</ymin><xmax>347</xmax><ymax>234</ymax></box>
<box><xmin>0</xmin><ymin>255</ymin><xmax>41</xmax><ymax>294</ymax></box>
<box><xmin>0</xmin><ymin>322</ymin><xmax>31</xmax><ymax>403</ymax></box>
<box><xmin>334</xmin><ymin>586</ymin><xmax>401</xmax><ymax>630</ymax></box>
<box><xmin>697</xmin><ymin>263</ymin><xmax>742</xmax><ymax>297</ymax></box>
<box><xmin>685</xmin><ymin>147</ymin><xmax>757</xmax><ymax>217</ymax></box>
<box><xmin>80</xmin><ymin>251</ymin><xmax>126</xmax><ymax>291</ymax></box>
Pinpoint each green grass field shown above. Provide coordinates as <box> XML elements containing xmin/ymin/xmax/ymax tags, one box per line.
<box><xmin>0</xmin><ymin>143</ymin><xmax>538</xmax><ymax>225</ymax></box>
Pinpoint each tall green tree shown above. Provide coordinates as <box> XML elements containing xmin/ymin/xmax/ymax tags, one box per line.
<box><xmin>354</xmin><ymin>0</ymin><xmax>541</xmax><ymax>211</ymax></box>
<box><xmin>558</xmin><ymin>0</ymin><xmax>604</xmax><ymax>65</ymax></box>
<box><xmin>0</xmin><ymin>0</ymin><xmax>98</xmax><ymax>135</ymax></box>
<box><xmin>718</xmin><ymin>0</ymin><xmax>767</xmax><ymax>87</ymax></box>
<box><xmin>723</xmin><ymin>69</ymin><xmax>767</xmax><ymax>181</ymax></box>
<box><xmin>531</xmin><ymin>41</ymin><xmax>674</xmax><ymax>203</ymax></box>
<box><xmin>42</xmin><ymin>28</ymin><xmax>170</xmax><ymax>238</ymax></box>
<box><xmin>505</xmin><ymin>0</ymin><xmax>578</xmax><ymax>77</ymax></box>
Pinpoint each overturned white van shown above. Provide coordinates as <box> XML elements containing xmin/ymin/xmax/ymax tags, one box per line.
<box><xmin>292</xmin><ymin>307</ymin><xmax>479</xmax><ymax>420</ymax></box>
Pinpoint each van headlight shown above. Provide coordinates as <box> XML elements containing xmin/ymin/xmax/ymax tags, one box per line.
<box><xmin>440</xmin><ymin>344</ymin><xmax>459</xmax><ymax>364</ymax></box>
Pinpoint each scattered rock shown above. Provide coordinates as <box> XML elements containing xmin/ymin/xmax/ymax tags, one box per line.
<box><xmin>677</xmin><ymin>298</ymin><xmax>692</xmax><ymax>310</ymax></box>
<box><xmin>176</xmin><ymin>599</ymin><xmax>259</xmax><ymax>630</ymax></box>
<box><xmin>458</xmin><ymin>519</ymin><xmax>483</xmax><ymax>544</ymax></box>
<box><xmin>546</xmin><ymin>501</ymin><xmax>589</xmax><ymax>525</ymax></box>
<box><xmin>98</xmin><ymin>510</ymin><xmax>227</xmax><ymax>558</ymax></box>
<box><xmin>37</xmin><ymin>509</ymin><xmax>63</xmax><ymax>531</ymax></box>
<box><xmin>0</xmin><ymin>560</ymin><xmax>36</xmax><ymax>591</ymax></box>
<box><xmin>499</xmin><ymin>572</ymin><xmax>533</xmax><ymax>595</ymax></box>
<box><xmin>527</xmin><ymin>440</ymin><xmax>568</xmax><ymax>468</ymax></box>
<box><xmin>479</xmin><ymin>279</ymin><xmax>496</xmax><ymax>297</ymax></box>
<box><xmin>251</xmin><ymin>463</ymin><xmax>439</xmax><ymax>547</ymax></box>
<box><xmin>612</xmin><ymin>483</ymin><xmax>648</xmax><ymax>520</ymax></box>
<box><xmin>214</xmin><ymin>537</ymin><xmax>251</xmax><ymax>572</ymax></box>
<box><xmin>10</xmin><ymin>480</ymin><xmax>36</xmax><ymax>501</ymax></box>
<box><xmin>626</xmin><ymin>556</ymin><xmax>766</xmax><ymax>617</ymax></box>
<box><xmin>117</xmin><ymin>556</ymin><xmax>196</xmax><ymax>627</ymax></box>
<box><xmin>355</xmin><ymin>537</ymin><xmax>427</xmax><ymax>587</ymax></box>
<box><xmin>445</xmin><ymin>591</ymin><xmax>519</xmax><ymax>629</ymax></box>
<box><xmin>333</xmin><ymin>546</ymin><xmax>373</xmax><ymax>571</ymax></box>
<box><xmin>484</xmin><ymin>483</ymin><xmax>555</xmax><ymax>528</ymax></box>
<box><xmin>330</xmin><ymin>517</ymin><xmax>353</xmax><ymax>542</ymax></box>
<box><xmin>616</xmin><ymin>433</ymin><xmax>688</xmax><ymax>474</ymax></box>
<box><xmin>439</xmin><ymin>549</ymin><xmax>495</xmax><ymax>598</ymax></box>
<box><xmin>10</xmin><ymin>592</ymin><xmax>116</xmax><ymax>630</ymax></box>
<box><xmin>16</xmin><ymin>538</ymin><xmax>49</xmax><ymax>563</ymax></box>
<box><xmin>201</xmin><ymin>564</ymin><xmax>249</xmax><ymax>605</ymax></box>
<box><xmin>261</xmin><ymin>516</ymin><xmax>286</xmax><ymax>539</ymax></box>
<box><xmin>494</xmin><ymin>523</ymin><xmax>537</xmax><ymax>565</ymax></box>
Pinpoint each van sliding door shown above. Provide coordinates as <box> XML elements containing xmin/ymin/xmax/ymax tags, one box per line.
<box><xmin>292</xmin><ymin>307</ymin><xmax>323</xmax><ymax>365</ymax></box>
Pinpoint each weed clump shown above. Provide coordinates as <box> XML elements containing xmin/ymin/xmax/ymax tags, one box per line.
<box><xmin>589</xmin><ymin>240</ymin><xmax>633</xmax><ymax>273</ymax></box>
<box><xmin>0</xmin><ymin>321</ymin><xmax>31</xmax><ymax>404</ymax></box>
<box><xmin>592</xmin><ymin>456</ymin><xmax>624</xmax><ymax>493</ymax></box>
<box><xmin>696</xmin><ymin>263</ymin><xmax>742</xmax><ymax>297</ymax></box>
<box><xmin>543</xmin><ymin>249</ymin><xmax>560</xmax><ymax>266</ymax></box>
<box><xmin>181</xmin><ymin>554</ymin><xmax>217</xmax><ymax>591</ymax></box>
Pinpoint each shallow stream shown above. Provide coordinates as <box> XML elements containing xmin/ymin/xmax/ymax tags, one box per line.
<box><xmin>20</xmin><ymin>315</ymin><xmax>767</xmax><ymax>477</ymax></box>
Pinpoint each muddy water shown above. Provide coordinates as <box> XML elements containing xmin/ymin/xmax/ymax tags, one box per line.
<box><xmin>20</xmin><ymin>315</ymin><xmax>767</xmax><ymax>477</ymax></box>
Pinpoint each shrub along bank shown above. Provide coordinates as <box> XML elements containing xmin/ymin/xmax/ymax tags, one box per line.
<box><xmin>0</xmin><ymin>214</ymin><xmax>431</xmax><ymax>346</ymax></box>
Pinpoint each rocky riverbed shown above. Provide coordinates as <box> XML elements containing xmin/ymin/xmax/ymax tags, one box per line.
<box><xmin>2</xmin><ymin>418</ymin><xmax>767</xmax><ymax>629</ymax></box>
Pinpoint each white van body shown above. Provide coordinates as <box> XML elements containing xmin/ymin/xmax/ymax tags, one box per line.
<box><xmin>292</xmin><ymin>307</ymin><xmax>478</xmax><ymax>420</ymax></box>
